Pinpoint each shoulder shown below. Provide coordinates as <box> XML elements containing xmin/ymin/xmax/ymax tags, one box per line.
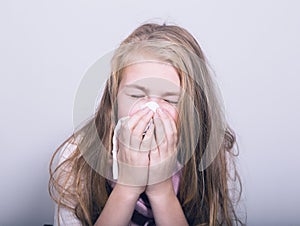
<box><xmin>54</xmin><ymin>204</ymin><xmax>82</xmax><ymax>226</ymax></box>
<box><xmin>58</xmin><ymin>135</ymin><xmax>83</xmax><ymax>164</ymax></box>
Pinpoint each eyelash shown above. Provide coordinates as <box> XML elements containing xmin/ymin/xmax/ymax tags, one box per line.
<box><xmin>130</xmin><ymin>95</ymin><xmax>145</xmax><ymax>98</ymax></box>
<box><xmin>130</xmin><ymin>95</ymin><xmax>178</xmax><ymax>104</ymax></box>
<box><xmin>166</xmin><ymin>100</ymin><xmax>178</xmax><ymax>104</ymax></box>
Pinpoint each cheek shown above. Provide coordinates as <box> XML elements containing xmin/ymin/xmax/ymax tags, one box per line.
<box><xmin>117</xmin><ymin>95</ymin><xmax>149</xmax><ymax>118</ymax></box>
<box><xmin>117</xmin><ymin>94</ymin><xmax>132</xmax><ymax>119</ymax></box>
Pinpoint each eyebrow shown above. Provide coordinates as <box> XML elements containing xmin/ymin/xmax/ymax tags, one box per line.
<box><xmin>124</xmin><ymin>84</ymin><xmax>148</xmax><ymax>92</ymax></box>
<box><xmin>124</xmin><ymin>84</ymin><xmax>180</xmax><ymax>96</ymax></box>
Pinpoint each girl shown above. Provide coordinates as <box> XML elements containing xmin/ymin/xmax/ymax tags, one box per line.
<box><xmin>49</xmin><ymin>23</ymin><xmax>243</xmax><ymax>226</ymax></box>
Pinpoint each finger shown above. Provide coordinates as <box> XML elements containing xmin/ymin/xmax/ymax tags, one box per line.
<box><xmin>127</xmin><ymin>107</ymin><xmax>151</xmax><ymax>131</ymax></box>
<box><xmin>157</xmin><ymin>108</ymin><xmax>177</xmax><ymax>156</ymax></box>
<box><xmin>118</xmin><ymin>117</ymin><xmax>131</xmax><ymax>151</ymax></box>
<box><xmin>157</xmin><ymin>108</ymin><xmax>177</xmax><ymax>141</ymax></box>
<box><xmin>159</xmin><ymin>101</ymin><xmax>179</xmax><ymax>122</ymax></box>
<box><xmin>160</xmin><ymin>108</ymin><xmax>177</xmax><ymax>136</ymax></box>
<box><xmin>139</xmin><ymin>120</ymin><xmax>155</xmax><ymax>152</ymax></box>
<box><xmin>118</xmin><ymin>108</ymin><xmax>150</xmax><ymax>151</ymax></box>
<box><xmin>149</xmin><ymin>131</ymin><xmax>160</xmax><ymax>163</ymax></box>
<box><xmin>153</xmin><ymin>116</ymin><xmax>166</xmax><ymax>156</ymax></box>
<box><xmin>130</xmin><ymin>110</ymin><xmax>154</xmax><ymax>150</ymax></box>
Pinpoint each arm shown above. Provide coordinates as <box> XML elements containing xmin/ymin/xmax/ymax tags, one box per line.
<box><xmin>146</xmin><ymin>180</ymin><xmax>188</xmax><ymax>226</ymax></box>
<box><xmin>94</xmin><ymin>184</ymin><xmax>141</xmax><ymax>226</ymax></box>
<box><xmin>146</xmin><ymin>107</ymin><xmax>188</xmax><ymax>226</ymax></box>
<box><xmin>95</xmin><ymin>107</ymin><xmax>154</xmax><ymax>225</ymax></box>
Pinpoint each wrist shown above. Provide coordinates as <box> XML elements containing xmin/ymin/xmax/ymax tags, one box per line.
<box><xmin>147</xmin><ymin>186</ymin><xmax>179</xmax><ymax>209</ymax></box>
<box><xmin>114</xmin><ymin>183</ymin><xmax>145</xmax><ymax>201</ymax></box>
<box><xmin>145</xmin><ymin>179</ymin><xmax>175</xmax><ymax>200</ymax></box>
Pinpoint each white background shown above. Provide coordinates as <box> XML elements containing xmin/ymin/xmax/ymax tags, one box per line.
<box><xmin>1</xmin><ymin>1</ymin><xmax>299</xmax><ymax>225</ymax></box>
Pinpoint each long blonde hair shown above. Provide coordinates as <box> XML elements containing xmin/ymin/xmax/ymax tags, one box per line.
<box><xmin>49</xmin><ymin>23</ymin><xmax>243</xmax><ymax>225</ymax></box>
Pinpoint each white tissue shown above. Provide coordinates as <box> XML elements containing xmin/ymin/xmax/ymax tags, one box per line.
<box><xmin>112</xmin><ymin>101</ymin><xmax>159</xmax><ymax>180</ymax></box>
<box><xmin>112</xmin><ymin>116</ymin><xmax>128</xmax><ymax>179</ymax></box>
<box><xmin>141</xmin><ymin>101</ymin><xmax>159</xmax><ymax>112</ymax></box>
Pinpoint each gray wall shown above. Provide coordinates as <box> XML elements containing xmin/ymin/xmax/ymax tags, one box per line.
<box><xmin>1</xmin><ymin>1</ymin><xmax>299</xmax><ymax>225</ymax></box>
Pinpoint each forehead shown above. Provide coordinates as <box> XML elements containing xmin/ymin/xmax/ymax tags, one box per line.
<box><xmin>120</xmin><ymin>61</ymin><xmax>180</xmax><ymax>88</ymax></box>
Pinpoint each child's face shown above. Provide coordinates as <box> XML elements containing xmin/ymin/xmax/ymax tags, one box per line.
<box><xmin>117</xmin><ymin>61</ymin><xmax>180</xmax><ymax>121</ymax></box>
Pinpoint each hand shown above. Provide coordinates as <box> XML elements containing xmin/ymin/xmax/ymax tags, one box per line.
<box><xmin>117</xmin><ymin>107</ymin><xmax>154</xmax><ymax>193</ymax></box>
<box><xmin>147</xmin><ymin>107</ymin><xmax>178</xmax><ymax>190</ymax></box>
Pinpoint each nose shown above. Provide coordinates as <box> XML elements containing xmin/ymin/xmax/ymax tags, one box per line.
<box><xmin>148</xmin><ymin>96</ymin><xmax>164</xmax><ymax>104</ymax></box>
<box><xmin>148</xmin><ymin>97</ymin><xmax>178</xmax><ymax>122</ymax></box>
<box><xmin>142</xmin><ymin>101</ymin><xmax>159</xmax><ymax>112</ymax></box>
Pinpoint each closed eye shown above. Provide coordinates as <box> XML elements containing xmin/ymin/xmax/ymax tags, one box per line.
<box><xmin>130</xmin><ymin>95</ymin><xmax>145</xmax><ymax>98</ymax></box>
<box><xmin>164</xmin><ymin>99</ymin><xmax>178</xmax><ymax>104</ymax></box>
